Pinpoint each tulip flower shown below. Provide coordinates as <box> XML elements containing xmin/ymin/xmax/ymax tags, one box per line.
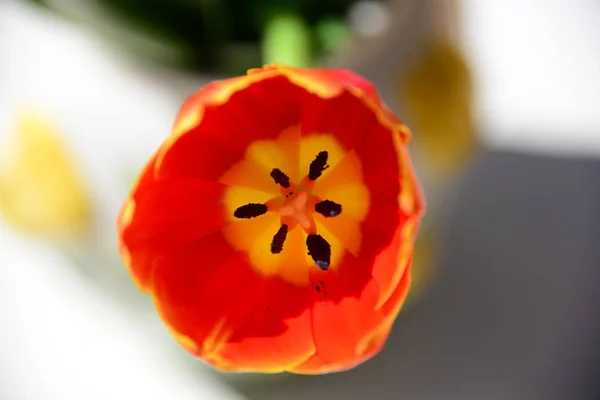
<box><xmin>117</xmin><ymin>64</ymin><xmax>424</xmax><ymax>374</ymax></box>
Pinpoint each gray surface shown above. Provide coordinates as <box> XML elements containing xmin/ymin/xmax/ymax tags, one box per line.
<box><xmin>235</xmin><ymin>149</ymin><xmax>600</xmax><ymax>400</ymax></box>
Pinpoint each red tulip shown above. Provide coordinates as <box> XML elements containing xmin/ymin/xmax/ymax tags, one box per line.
<box><xmin>117</xmin><ymin>64</ymin><xmax>424</xmax><ymax>374</ymax></box>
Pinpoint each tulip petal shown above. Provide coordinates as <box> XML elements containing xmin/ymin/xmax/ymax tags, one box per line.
<box><xmin>157</xmin><ymin>75</ymin><xmax>304</xmax><ymax>182</ymax></box>
<box><xmin>249</xmin><ymin>64</ymin><xmax>344</xmax><ymax>99</ymax></box>
<box><xmin>152</xmin><ymin>233</ymin><xmax>315</xmax><ymax>371</ymax></box>
<box><xmin>210</xmin><ymin>278</ymin><xmax>315</xmax><ymax>372</ymax></box>
<box><xmin>299</xmin><ymin>90</ymin><xmax>373</xmax><ymax>151</ymax></box>
<box><xmin>152</xmin><ymin>233</ymin><xmax>262</xmax><ymax>357</ymax></box>
<box><xmin>289</xmin><ymin>253</ymin><xmax>383</xmax><ymax>374</ymax></box>
<box><xmin>356</xmin><ymin>261</ymin><xmax>412</xmax><ymax>361</ymax></box>
<box><xmin>378</xmin><ymin>255</ymin><xmax>413</xmax><ymax>324</ymax></box>
<box><xmin>255</xmin><ymin>65</ymin><xmax>410</xmax><ymax>142</ymax></box>
<box><xmin>325</xmin><ymin>68</ymin><xmax>410</xmax><ymax>142</ymax></box>
<box><xmin>118</xmin><ymin>176</ymin><xmax>229</xmax><ymax>292</ymax></box>
<box><xmin>372</xmin><ymin>217</ymin><xmax>419</xmax><ymax>308</ymax></box>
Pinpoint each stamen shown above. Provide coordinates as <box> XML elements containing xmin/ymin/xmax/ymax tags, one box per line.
<box><xmin>270</xmin><ymin>168</ymin><xmax>291</xmax><ymax>188</ymax></box>
<box><xmin>271</xmin><ymin>224</ymin><xmax>288</xmax><ymax>254</ymax></box>
<box><xmin>234</xmin><ymin>203</ymin><xmax>268</xmax><ymax>219</ymax></box>
<box><xmin>308</xmin><ymin>151</ymin><xmax>330</xmax><ymax>180</ymax></box>
<box><xmin>306</xmin><ymin>234</ymin><xmax>331</xmax><ymax>270</ymax></box>
<box><xmin>315</xmin><ymin>200</ymin><xmax>342</xmax><ymax>217</ymax></box>
<box><xmin>233</xmin><ymin>152</ymin><xmax>342</xmax><ymax>270</ymax></box>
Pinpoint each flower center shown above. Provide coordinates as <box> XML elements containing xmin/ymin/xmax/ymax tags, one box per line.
<box><xmin>276</xmin><ymin>190</ymin><xmax>313</xmax><ymax>231</ymax></box>
<box><xmin>233</xmin><ymin>151</ymin><xmax>343</xmax><ymax>270</ymax></box>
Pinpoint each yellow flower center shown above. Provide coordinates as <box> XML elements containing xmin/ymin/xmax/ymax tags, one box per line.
<box><xmin>220</xmin><ymin>126</ymin><xmax>370</xmax><ymax>286</ymax></box>
<box><xmin>276</xmin><ymin>190</ymin><xmax>314</xmax><ymax>229</ymax></box>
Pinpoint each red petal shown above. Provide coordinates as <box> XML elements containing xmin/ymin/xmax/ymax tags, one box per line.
<box><xmin>292</xmin><ymin>253</ymin><xmax>413</xmax><ymax>374</ymax></box>
<box><xmin>300</xmin><ymin>90</ymin><xmax>374</xmax><ymax>151</ymax></box>
<box><xmin>117</xmin><ymin>151</ymin><xmax>160</xmax><ymax>291</ymax></box>
<box><xmin>252</xmin><ymin>65</ymin><xmax>409</xmax><ymax>142</ymax></box>
<box><xmin>371</xmin><ymin>217</ymin><xmax>419</xmax><ymax>308</ymax></box>
<box><xmin>157</xmin><ymin>75</ymin><xmax>304</xmax><ymax>181</ymax></box>
<box><xmin>152</xmin><ymin>233</ymin><xmax>315</xmax><ymax>372</ymax></box>
<box><xmin>325</xmin><ymin>68</ymin><xmax>409</xmax><ymax>142</ymax></box>
<box><xmin>378</xmin><ymin>254</ymin><xmax>413</xmax><ymax>322</ymax></box>
<box><xmin>326</xmin><ymin>68</ymin><xmax>385</xmax><ymax>108</ymax></box>
<box><xmin>249</xmin><ymin>65</ymin><xmax>344</xmax><ymax>99</ymax></box>
<box><xmin>290</xmin><ymin>253</ymin><xmax>383</xmax><ymax>374</ymax></box>
<box><xmin>211</xmin><ymin>278</ymin><xmax>315</xmax><ymax>372</ymax></box>
<box><xmin>356</xmin><ymin>261</ymin><xmax>412</xmax><ymax>364</ymax></box>
<box><xmin>152</xmin><ymin>234</ymin><xmax>261</xmax><ymax>356</ymax></box>
<box><xmin>118</xmin><ymin>178</ymin><xmax>228</xmax><ymax>291</ymax></box>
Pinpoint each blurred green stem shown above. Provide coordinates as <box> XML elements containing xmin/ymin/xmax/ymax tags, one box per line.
<box><xmin>262</xmin><ymin>13</ymin><xmax>312</xmax><ymax>67</ymax></box>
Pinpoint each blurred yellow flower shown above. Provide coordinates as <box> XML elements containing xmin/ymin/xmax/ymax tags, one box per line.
<box><xmin>0</xmin><ymin>110</ymin><xmax>93</xmax><ymax>238</ymax></box>
<box><xmin>398</xmin><ymin>39</ymin><xmax>479</xmax><ymax>181</ymax></box>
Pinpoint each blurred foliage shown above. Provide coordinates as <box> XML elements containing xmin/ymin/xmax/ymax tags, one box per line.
<box><xmin>28</xmin><ymin>0</ymin><xmax>358</xmax><ymax>74</ymax></box>
<box><xmin>0</xmin><ymin>110</ymin><xmax>93</xmax><ymax>239</ymax></box>
<box><xmin>262</xmin><ymin>13</ymin><xmax>313</xmax><ymax>67</ymax></box>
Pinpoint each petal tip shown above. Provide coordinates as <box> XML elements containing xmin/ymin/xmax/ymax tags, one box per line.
<box><xmin>117</xmin><ymin>198</ymin><xmax>136</xmax><ymax>231</ymax></box>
